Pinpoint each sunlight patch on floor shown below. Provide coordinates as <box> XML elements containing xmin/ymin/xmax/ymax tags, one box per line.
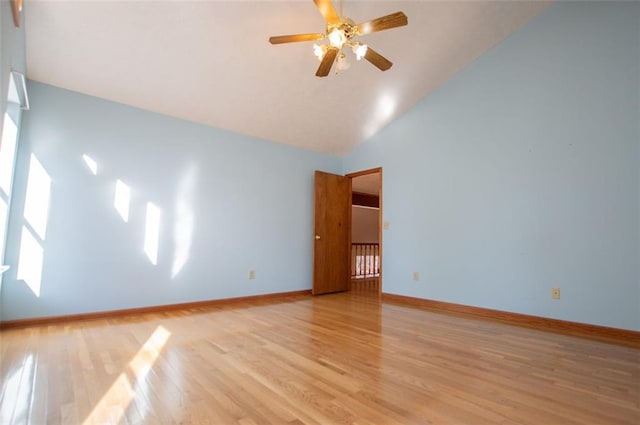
<box><xmin>82</xmin><ymin>326</ymin><xmax>171</xmax><ymax>425</ymax></box>
<box><xmin>0</xmin><ymin>353</ymin><xmax>36</xmax><ymax>424</ymax></box>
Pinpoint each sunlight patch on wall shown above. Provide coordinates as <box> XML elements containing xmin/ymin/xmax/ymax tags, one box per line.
<box><xmin>378</xmin><ymin>95</ymin><xmax>396</xmax><ymax>119</ymax></box>
<box><xmin>16</xmin><ymin>154</ymin><xmax>52</xmax><ymax>298</ymax></box>
<box><xmin>23</xmin><ymin>154</ymin><xmax>52</xmax><ymax>240</ymax></box>
<box><xmin>362</xmin><ymin>94</ymin><xmax>397</xmax><ymax>141</ymax></box>
<box><xmin>16</xmin><ymin>227</ymin><xmax>44</xmax><ymax>297</ymax></box>
<box><xmin>114</xmin><ymin>179</ymin><xmax>131</xmax><ymax>223</ymax></box>
<box><xmin>144</xmin><ymin>202</ymin><xmax>161</xmax><ymax>266</ymax></box>
<box><xmin>0</xmin><ymin>113</ymin><xmax>19</xmax><ymax>281</ymax></box>
<box><xmin>171</xmin><ymin>165</ymin><xmax>197</xmax><ymax>278</ymax></box>
<box><xmin>82</xmin><ymin>154</ymin><xmax>98</xmax><ymax>175</ymax></box>
<box><xmin>171</xmin><ymin>202</ymin><xmax>193</xmax><ymax>278</ymax></box>
<box><xmin>82</xmin><ymin>326</ymin><xmax>171</xmax><ymax>425</ymax></box>
<box><xmin>0</xmin><ymin>113</ymin><xmax>18</xmax><ymax>196</ymax></box>
<box><xmin>0</xmin><ymin>201</ymin><xmax>7</xmax><ymax>262</ymax></box>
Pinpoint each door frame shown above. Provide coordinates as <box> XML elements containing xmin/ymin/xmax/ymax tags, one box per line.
<box><xmin>346</xmin><ymin>167</ymin><xmax>382</xmax><ymax>295</ymax></box>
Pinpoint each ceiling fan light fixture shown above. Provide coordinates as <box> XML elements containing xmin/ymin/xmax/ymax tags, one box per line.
<box><xmin>313</xmin><ymin>43</ymin><xmax>328</xmax><ymax>60</ymax></box>
<box><xmin>353</xmin><ymin>43</ymin><xmax>368</xmax><ymax>61</ymax></box>
<box><xmin>328</xmin><ymin>28</ymin><xmax>347</xmax><ymax>48</ymax></box>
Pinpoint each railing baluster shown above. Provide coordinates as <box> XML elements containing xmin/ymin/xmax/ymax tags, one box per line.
<box><xmin>350</xmin><ymin>243</ymin><xmax>380</xmax><ymax>279</ymax></box>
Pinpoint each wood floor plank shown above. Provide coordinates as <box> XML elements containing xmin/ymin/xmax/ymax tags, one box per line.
<box><xmin>0</xmin><ymin>291</ymin><xmax>638</xmax><ymax>424</ymax></box>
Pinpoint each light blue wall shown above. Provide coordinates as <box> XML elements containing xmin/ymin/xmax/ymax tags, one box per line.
<box><xmin>344</xmin><ymin>2</ymin><xmax>640</xmax><ymax>330</ymax></box>
<box><xmin>1</xmin><ymin>81</ymin><xmax>340</xmax><ymax>320</ymax></box>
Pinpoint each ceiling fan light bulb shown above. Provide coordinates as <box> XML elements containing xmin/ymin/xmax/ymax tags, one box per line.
<box><xmin>354</xmin><ymin>44</ymin><xmax>368</xmax><ymax>61</ymax></box>
<box><xmin>313</xmin><ymin>44</ymin><xmax>326</xmax><ymax>60</ymax></box>
<box><xmin>328</xmin><ymin>29</ymin><xmax>346</xmax><ymax>48</ymax></box>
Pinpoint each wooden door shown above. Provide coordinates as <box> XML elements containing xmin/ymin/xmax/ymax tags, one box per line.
<box><xmin>313</xmin><ymin>171</ymin><xmax>351</xmax><ymax>295</ymax></box>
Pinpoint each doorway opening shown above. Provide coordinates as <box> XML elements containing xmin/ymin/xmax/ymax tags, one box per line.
<box><xmin>348</xmin><ymin>168</ymin><xmax>381</xmax><ymax>295</ymax></box>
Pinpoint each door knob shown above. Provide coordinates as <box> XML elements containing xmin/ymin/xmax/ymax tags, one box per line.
<box><xmin>315</xmin><ymin>235</ymin><xmax>321</xmax><ymax>240</ymax></box>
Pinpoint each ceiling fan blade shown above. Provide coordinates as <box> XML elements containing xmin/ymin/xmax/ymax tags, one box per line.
<box><xmin>314</xmin><ymin>0</ymin><xmax>340</xmax><ymax>25</ymax></box>
<box><xmin>356</xmin><ymin>11</ymin><xmax>408</xmax><ymax>35</ymax></box>
<box><xmin>269</xmin><ymin>33</ymin><xmax>324</xmax><ymax>45</ymax></box>
<box><xmin>316</xmin><ymin>47</ymin><xmax>339</xmax><ymax>77</ymax></box>
<box><xmin>364</xmin><ymin>47</ymin><xmax>393</xmax><ymax>71</ymax></box>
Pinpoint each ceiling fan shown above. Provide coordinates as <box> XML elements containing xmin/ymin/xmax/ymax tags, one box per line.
<box><xmin>269</xmin><ymin>0</ymin><xmax>408</xmax><ymax>77</ymax></box>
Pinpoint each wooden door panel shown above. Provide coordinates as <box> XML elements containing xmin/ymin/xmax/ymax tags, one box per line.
<box><xmin>313</xmin><ymin>171</ymin><xmax>350</xmax><ymax>295</ymax></box>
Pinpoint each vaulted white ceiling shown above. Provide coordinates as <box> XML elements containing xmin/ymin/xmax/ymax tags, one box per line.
<box><xmin>24</xmin><ymin>1</ymin><xmax>551</xmax><ymax>156</ymax></box>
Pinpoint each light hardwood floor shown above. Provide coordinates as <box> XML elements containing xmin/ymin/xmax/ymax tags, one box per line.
<box><xmin>1</xmin><ymin>291</ymin><xmax>638</xmax><ymax>424</ymax></box>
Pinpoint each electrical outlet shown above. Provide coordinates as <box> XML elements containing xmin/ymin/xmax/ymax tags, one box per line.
<box><xmin>383</xmin><ymin>221</ymin><xmax>390</xmax><ymax>230</ymax></box>
<box><xmin>552</xmin><ymin>288</ymin><xmax>560</xmax><ymax>299</ymax></box>
<box><xmin>249</xmin><ymin>270</ymin><xmax>255</xmax><ymax>280</ymax></box>
<box><xmin>412</xmin><ymin>272</ymin><xmax>419</xmax><ymax>281</ymax></box>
